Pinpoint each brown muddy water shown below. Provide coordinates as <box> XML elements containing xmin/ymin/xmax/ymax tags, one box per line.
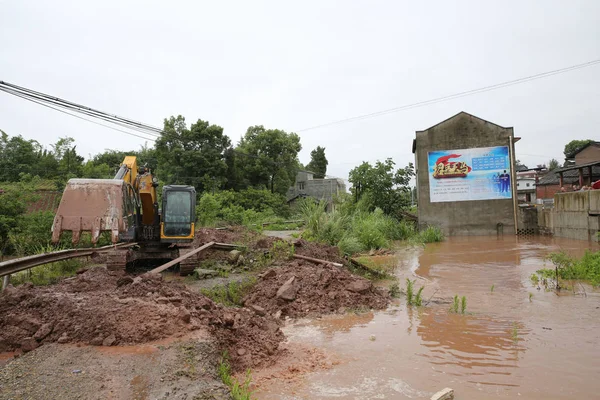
<box><xmin>256</xmin><ymin>236</ymin><xmax>600</xmax><ymax>400</ymax></box>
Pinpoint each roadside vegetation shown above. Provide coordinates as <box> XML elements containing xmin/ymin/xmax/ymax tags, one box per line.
<box><xmin>298</xmin><ymin>196</ymin><xmax>442</xmax><ymax>256</ymax></box>
<box><xmin>10</xmin><ymin>259</ymin><xmax>84</xmax><ymax>286</ymax></box>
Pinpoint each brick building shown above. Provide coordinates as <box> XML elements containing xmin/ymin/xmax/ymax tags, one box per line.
<box><xmin>536</xmin><ymin>141</ymin><xmax>600</xmax><ymax>199</ymax></box>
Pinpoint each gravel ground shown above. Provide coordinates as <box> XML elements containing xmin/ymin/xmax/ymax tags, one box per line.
<box><xmin>0</xmin><ymin>335</ymin><xmax>230</xmax><ymax>400</ymax></box>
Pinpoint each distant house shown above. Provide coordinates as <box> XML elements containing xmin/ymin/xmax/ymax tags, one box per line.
<box><xmin>537</xmin><ymin>142</ymin><xmax>600</xmax><ymax>199</ymax></box>
<box><xmin>566</xmin><ymin>141</ymin><xmax>600</xmax><ymax>165</ymax></box>
<box><xmin>286</xmin><ymin>170</ymin><xmax>346</xmax><ymax>210</ymax></box>
<box><xmin>516</xmin><ymin>170</ymin><xmax>537</xmax><ymax>203</ymax></box>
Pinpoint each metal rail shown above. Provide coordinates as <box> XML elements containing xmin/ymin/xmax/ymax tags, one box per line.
<box><xmin>0</xmin><ymin>243</ymin><xmax>136</xmax><ymax>278</ymax></box>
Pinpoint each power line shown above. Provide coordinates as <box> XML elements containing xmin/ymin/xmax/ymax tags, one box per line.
<box><xmin>0</xmin><ymin>86</ymin><xmax>157</xmax><ymax>141</ymax></box>
<box><xmin>0</xmin><ymin>81</ymin><xmax>164</xmax><ymax>136</ymax></box>
<box><xmin>295</xmin><ymin>58</ymin><xmax>600</xmax><ymax>132</ymax></box>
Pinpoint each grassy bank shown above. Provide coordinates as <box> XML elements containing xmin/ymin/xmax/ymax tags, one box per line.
<box><xmin>537</xmin><ymin>250</ymin><xmax>600</xmax><ymax>286</ymax></box>
<box><xmin>298</xmin><ymin>198</ymin><xmax>443</xmax><ymax>255</ymax></box>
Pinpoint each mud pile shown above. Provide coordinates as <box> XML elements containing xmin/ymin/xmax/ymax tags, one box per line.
<box><xmin>243</xmin><ymin>260</ymin><xmax>389</xmax><ymax>319</ymax></box>
<box><xmin>0</xmin><ymin>267</ymin><xmax>283</xmax><ymax>370</ymax></box>
<box><xmin>292</xmin><ymin>239</ymin><xmax>345</xmax><ymax>264</ymax></box>
<box><xmin>194</xmin><ymin>227</ymin><xmax>259</xmax><ymax>246</ymax></box>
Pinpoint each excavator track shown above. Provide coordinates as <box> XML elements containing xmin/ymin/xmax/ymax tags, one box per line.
<box><xmin>106</xmin><ymin>247</ymin><xmax>130</xmax><ymax>272</ymax></box>
<box><xmin>178</xmin><ymin>246</ymin><xmax>200</xmax><ymax>276</ymax></box>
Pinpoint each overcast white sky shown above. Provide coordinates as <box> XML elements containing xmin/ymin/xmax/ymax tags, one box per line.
<box><xmin>1</xmin><ymin>0</ymin><xmax>599</xmax><ymax>184</ymax></box>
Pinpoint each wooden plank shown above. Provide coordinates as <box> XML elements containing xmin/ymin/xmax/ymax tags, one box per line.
<box><xmin>293</xmin><ymin>253</ymin><xmax>343</xmax><ymax>268</ymax></box>
<box><xmin>212</xmin><ymin>242</ymin><xmax>247</xmax><ymax>250</ymax></box>
<box><xmin>147</xmin><ymin>242</ymin><xmax>215</xmax><ymax>275</ymax></box>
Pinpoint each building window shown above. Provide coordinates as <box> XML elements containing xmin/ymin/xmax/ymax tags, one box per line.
<box><xmin>526</xmin><ymin>183</ymin><xmax>530</xmax><ymax>187</ymax></box>
<box><xmin>298</xmin><ymin>182</ymin><xmax>305</xmax><ymax>190</ymax></box>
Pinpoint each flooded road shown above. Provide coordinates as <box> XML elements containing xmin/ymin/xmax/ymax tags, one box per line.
<box><xmin>256</xmin><ymin>236</ymin><xmax>600</xmax><ymax>399</ymax></box>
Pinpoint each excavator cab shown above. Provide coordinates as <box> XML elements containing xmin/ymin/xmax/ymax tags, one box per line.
<box><xmin>160</xmin><ymin>185</ymin><xmax>196</xmax><ymax>243</ymax></box>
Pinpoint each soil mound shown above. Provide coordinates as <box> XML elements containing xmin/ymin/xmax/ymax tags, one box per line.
<box><xmin>194</xmin><ymin>227</ymin><xmax>258</xmax><ymax>246</ymax></box>
<box><xmin>292</xmin><ymin>239</ymin><xmax>345</xmax><ymax>264</ymax></box>
<box><xmin>243</xmin><ymin>260</ymin><xmax>389</xmax><ymax>319</ymax></box>
<box><xmin>0</xmin><ymin>267</ymin><xmax>283</xmax><ymax>371</ymax></box>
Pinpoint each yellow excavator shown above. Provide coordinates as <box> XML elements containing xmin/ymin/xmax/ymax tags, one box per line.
<box><xmin>51</xmin><ymin>156</ymin><xmax>199</xmax><ymax>275</ymax></box>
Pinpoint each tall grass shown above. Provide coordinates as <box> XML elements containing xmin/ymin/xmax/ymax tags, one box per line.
<box><xmin>298</xmin><ymin>198</ymin><xmax>421</xmax><ymax>255</ymax></box>
<box><xmin>10</xmin><ymin>258</ymin><xmax>84</xmax><ymax>286</ymax></box>
<box><xmin>414</xmin><ymin>226</ymin><xmax>445</xmax><ymax>244</ymax></box>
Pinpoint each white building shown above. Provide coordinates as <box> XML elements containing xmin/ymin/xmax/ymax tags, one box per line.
<box><xmin>516</xmin><ymin>171</ymin><xmax>536</xmax><ymax>203</ymax></box>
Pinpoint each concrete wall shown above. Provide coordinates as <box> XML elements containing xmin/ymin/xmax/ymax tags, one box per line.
<box><xmin>517</xmin><ymin>206</ymin><xmax>538</xmax><ymax>234</ymax></box>
<box><xmin>414</xmin><ymin>112</ymin><xmax>516</xmax><ymax>235</ymax></box>
<box><xmin>538</xmin><ymin>190</ymin><xmax>600</xmax><ymax>241</ymax></box>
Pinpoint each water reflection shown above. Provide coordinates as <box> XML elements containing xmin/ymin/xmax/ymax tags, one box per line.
<box><xmin>416</xmin><ymin>309</ymin><xmax>527</xmax><ymax>373</ymax></box>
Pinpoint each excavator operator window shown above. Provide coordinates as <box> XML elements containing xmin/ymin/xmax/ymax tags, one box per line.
<box><xmin>163</xmin><ymin>191</ymin><xmax>193</xmax><ymax>236</ymax></box>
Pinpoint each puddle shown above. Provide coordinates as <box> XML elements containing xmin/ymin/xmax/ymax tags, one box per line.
<box><xmin>256</xmin><ymin>236</ymin><xmax>600</xmax><ymax>399</ymax></box>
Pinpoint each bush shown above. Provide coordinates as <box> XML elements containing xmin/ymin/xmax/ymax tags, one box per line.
<box><xmin>196</xmin><ymin>193</ymin><xmax>221</xmax><ymax>227</ymax></box>
<box><xmin>298</xmin><ymin>197</ymin><xmax>429</xmax><ymax>253</ymax></box>
<box><xmin>197</xmin><ymin>189</ymin><xmax>291</xmax><ymax>228</ymax></box>
<box><xmin>352</xmin><ymin>213</ymin><xmax>389</xmax><ymax>250</ymax></box>
<box><xmin>417</xmin><ymin>226</ymin><xmax>444</xmax><ymax>243</ymax></box>
<box><xmin>337</xmin><ymin>236</ymin><xmax>363</xmax><ymax>256</ymax></box>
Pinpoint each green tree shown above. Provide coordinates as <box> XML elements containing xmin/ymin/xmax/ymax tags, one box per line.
<box><xmin>0</xmin><ymin>131</ymin><xmax>39</xmax><ymax>181</ymax></box>
<box><xmin>52</xmin><ymin>137</ymin><xmax>84</xmax><ymax>179</ymax></box>
<box><xmin>564</xmin><ymin>139</ymin><xmax>593</xmax><ymax>158</ymax></box>
<box><xmin>237</xmin><ymin>125</ymin><xmax>302</xmax><ymax>194</ymax></box>
<box><xmin>0</xmin><ymin>185</ymin><xmax>28</xmax><ymax>253</ymax></box>
<box><xmin>155</xmin><ymin>116</ymin><xmax>231</xmax><ymax>193</ymax></box>
<box><xmin>349</xmin><ymin>159</ymin><xmax>414</xmax><ymax>216</ymax></box>
<box><xmin>81</xmin><ymin>161</ymin><xmax>112</xmax><ymax>178</ymax></box>
<box><xmin>547</xmin><ymin>158</ymin><xmax>560</xmax><ymax>171</ymax></box>
<box><xmin>306</xmin><ymin>146</ymin><xmax>328</xmax><ymax>178</ymax></box>
<box><xmin>90</xmin><ymin>149</ymin><xmax>132</xmax><ymax>173</ymax></box>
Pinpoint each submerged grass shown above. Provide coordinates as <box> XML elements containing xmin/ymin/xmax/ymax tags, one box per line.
<box><xmin>406</xmin><ymin>278</ymin><xmax>414</xmax><ymax>306</ymax></box>
<box><xmin>405</xmin><ymin>278</ymin><xmax>425</xmax><ymax>307</ymax></box>
<box><xmin>414</xmin><ymin>286</ymin><xmax>424</xmax><ymax>306</ymax></box>
<box><xmin>450</xmin><ymin>295</ymin><xmax>459</xmax><ymax>313</ymax></box>
<box><xmin>535</xmin><ymin>250</ymin><xmax>600</xmax><ymax>288</ymax></box>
